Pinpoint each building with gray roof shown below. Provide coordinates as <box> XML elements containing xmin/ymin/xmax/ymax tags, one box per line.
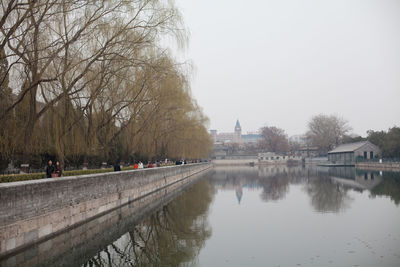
<box><xmin>327</xmin><ymin>141</ymin><xmax>380</xmax><ymax>166</ymax></box>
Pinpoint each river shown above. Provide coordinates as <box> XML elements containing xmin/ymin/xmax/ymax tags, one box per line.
<box><xmin>2</xmin><ymin>165</ymin><xmax>400</xmax><ymax>267</ymax></box>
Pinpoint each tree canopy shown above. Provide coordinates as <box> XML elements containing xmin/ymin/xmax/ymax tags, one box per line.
<box><xmin>306</xmin><ymin>114</ymin><xmax>351</xmax><ymax>154</ymax></box>
<box><xmin>368</xmin><ymin>128</ymin><xmax>400</xmax><ymax>158</ymax></box>
<box><xmin>259</xmin><ymin>126</ymin><xmax>289</xmax><ymax>153</ymax></box>
<box><xmin>0</xmin><ymin>0</ymin><xmax>212</xmax><ymax>170</ymax></box>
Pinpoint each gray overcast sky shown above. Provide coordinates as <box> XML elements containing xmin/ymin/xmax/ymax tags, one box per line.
<box><xmin>174</xmin><ymin>0</ymin><xmax>400</xmax><ymax>136</ymax></box>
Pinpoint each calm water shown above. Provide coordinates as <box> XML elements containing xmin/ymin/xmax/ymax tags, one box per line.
<box><xmin>3</xmin><ymin>166</ymin><xmax>400</xmax><ymax>266</ymax></box>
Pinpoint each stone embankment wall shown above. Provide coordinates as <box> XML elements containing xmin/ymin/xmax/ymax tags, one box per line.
<box><xmin>356</xmin><ymin>162</ymin><xmax>400</xmax><ymax>171</ymax></box>
<box><xmin>0</xmin><ymin>163</ymin><xmax>211</xmax><ymax>256</ymax></box>
<box><xmin>212</xmin><ymin>158</ymin><xmax>258</xmax><ymax>166</ymax></box>
<box><xmin>1</xmin><ymin>169</ymin><xmax>208</xmax><ymax>267</ymax></box>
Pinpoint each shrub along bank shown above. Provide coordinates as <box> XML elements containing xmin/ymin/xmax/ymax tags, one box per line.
<box><xmin>0</xmin><ymin>168</ymin><xmax>122</xmax><ymax>183</ymax></box>
<box><xmin>0</xmin><ymin>163</ymin><xmax>184</xmax><ymax>183</ymax></box>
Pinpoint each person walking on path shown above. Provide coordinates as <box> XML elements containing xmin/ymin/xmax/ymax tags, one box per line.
<box><xmin>46</xmin><ymin>160</ymin><xmax>55</xmax><ymax>178</ymax></box>
<box><xmin>54</xmin><ymin>161</ymin><xmax>63</xmax><ymax>177</ymax></box>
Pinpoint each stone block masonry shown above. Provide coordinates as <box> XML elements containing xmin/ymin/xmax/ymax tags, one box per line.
<box><xmin>356</xmin><ymin>162</ymin><xmax>400</xmax><ymax>171</ymax></box>
<box><xmin>0</xmin><ymin>163</ymin><xmax>211</xmax><ymax>256</ymax></box>
<box><xmin>1</xmin><ymin>168</ymin><xmax>211</xmax><ymax>266</ymax></box>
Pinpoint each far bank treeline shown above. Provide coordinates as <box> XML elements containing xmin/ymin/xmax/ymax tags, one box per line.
<box><xmin>250</xmin><ymin>114</ymin><xmax>400</xmax><ymax>158</ymax></box>
<box><xmin>0</xmin><ymin>0</ymin><xmax>212</xmax><ymax>171</ymax></box>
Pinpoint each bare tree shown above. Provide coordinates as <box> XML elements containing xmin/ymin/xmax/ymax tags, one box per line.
<box><xmin>259</xmin><ymin>126</ymin><xmax>289</xmax><ymax>153</ymax></box>
<box><xmin>306</xmin><ymin>114</ymin><xmax>351</xmax><ymax>154</ymax></box>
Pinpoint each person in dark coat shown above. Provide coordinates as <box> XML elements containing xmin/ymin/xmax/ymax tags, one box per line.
<box><xmin>46</xmin><ymin>160</ymin><xmax>55</xmax><ymax>178</ymax></box>
<box><xmin>114</xmin><ymin>161</ymin><xmax>121</xmax><ymax>171</ymax></box>
<box><xmin>54</xmin><ymin>161</ymin><xmax>63</xmax><ymax>177</ymax></box>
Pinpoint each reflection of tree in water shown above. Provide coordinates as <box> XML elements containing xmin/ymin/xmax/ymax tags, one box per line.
<box><xmin>82</xmin><ymin>179</ymin><xmax>213</xmax><ymax>267</ymax></box>
<box><xmin>370</xmin><ymin>171</ymin><xmax>400</xmax><ymax>205</ymax></box>
<box><xmin>213</xmin><ymin>166</ymin><xmax>307</xmax><ymax>203</ymax></box>
<box><xmin>304</xmin><ymin>170</ymin><xmax>352</xmax><ymax>213</ymax></box>
<box><xmin>258</xmin><ymin>171</ymin><xmax>290</xmax><ymax>202</ymax></box>
<box><xmin>213</xmin><ymin>166</ymin><xmax>355</xmax><ymax>212</ymax></box>
<box><xmin>258</xmin><ymin>166</ymin><xmax>308</xmax><ymax>202</ymax></box>
<box><xmin>212</xmin><ymin>167</ymin><xmax>259</xmax><ymax>188</ymax></box>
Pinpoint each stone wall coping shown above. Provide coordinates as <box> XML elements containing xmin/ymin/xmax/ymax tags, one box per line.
<box><xmin>0</xmin><ymin>163</ymin><xmax>208</xmax><ymax>189</ymax></box>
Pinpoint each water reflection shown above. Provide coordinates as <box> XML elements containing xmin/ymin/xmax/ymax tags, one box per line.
<box><xmin>258</xmin><ymin>166</ymin><xmax>306</xmax><ymax>201</ymax></box>
<box><xmin>75</xmin><ymin>167</ymin><xmax>400</xmax><ymax>266</ymax></box>
<box><xmin>2</xmin><ymin>166</ymin><xmax>400</xmax><ymax>267</ymax></box>
<box><xmin>83</xmin><ymin>178</ymin><xmax>214</xmax><ymax>267</ymax></box>
<box><xmin>371</xmin><ymin>171</ymin><xmax>400</xmax><ymax>205</ymax></box>
<box><xmin>304</xmin><ymin>168</ymin><xmax>352</xmax><ymax>213</ymax></box>
<box><xmin>259</xmin><ymin>170</ymin><xmax>290</xmax><ymax>202</ymax></box>
<box><xmin>212</xmin><ymin>165</ymin><xmax>400</xmax><ymax>211</ymax></box>
<box><xmin>330</xmin><ymin>168</ymin><xmax>383</xmax><ymax>190</ymax></box>
<box><xmin>197</xmin><ymin>166</ymin><xmax>400</xmax><ymax>267</ymax></box>
<box><xmin>78</xmin><ymin>166</ymin><xmax>400</xmax><ymax>267</ymax></box>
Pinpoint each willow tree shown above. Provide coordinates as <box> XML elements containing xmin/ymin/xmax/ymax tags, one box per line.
<box><xmin>1</xmin><ymin>0</ymin><xmax>212</xmax><ymax>170</ymax></box>
<box><xmin>123</xmin><ymin>54</ymin><xmax>212</xmax><ymax>161</ymax></box>
<box><xmin>0</xmin><ymin>46</ymin><xmax>15</xmax><ymax>169</ymax></box>
<box><xmin>0</xmin><ymin>0</ymin><xmax>189</xmax><ymax>167</ymax></box>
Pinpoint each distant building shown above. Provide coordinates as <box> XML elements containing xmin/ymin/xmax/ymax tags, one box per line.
<box><xmin>289</xmin><ymin>134</ymin><xmax>306</xmax><ymax>145</ymax></box>
<box><xmin>211</xmin><ymin>120</ymin><xmax>261</xmax><ymax>144</ymax></box>
<box><xmin>327</xmin><ymin>141</ymin><xmax>381</xmax><ymax>166</ymax></box>
<box><xmin>242</xmin><ymin>132</ymin><xmax>262</xmax><ymax>144</ymax></box>
<box><xmin>212</xmin><ymin>142</ymin><xmax>227</xmax><ymax>159</ymax></box>
<box><xmin>258</xmin><ymin>152</ymin><xmax>301</xmax><ymax>165</ymax></box>
<box><xmin>215</xmin><ymin>132</ymin><xmax>234</xmax><ymax>143</ymax></box>
<box><xmin>233</xmin><ymin>120</ymin><xmax>242</xmax><ymax>143</ymax></box>
<box><xmin>210</xmin><ymin>130</ymin><xmax>217</xmax><ymax>143</ymax></box>
<box><xmin>299</xmin><ymin>146</ymin><xmax>319</xmax><ymax>158</ymax></box>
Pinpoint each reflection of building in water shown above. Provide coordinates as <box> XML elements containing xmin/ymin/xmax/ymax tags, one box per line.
<box><xmin>236</xmin><ymin>186</ymin><xmax>243</xmax><ymax>204</ymax></box>
<box><xmin>212</xmin><ymin>166</ymin><xmax>259</xmax><ymax>204</ymax></box>
<box><xmin>370</xmin><ymin>172</ymin><xmax>400</xmax><ymax>205</ymax></box>
<box><xmin>258</xmin><ymin>165</ymin><xmax>289</xmax><ymax>177</ymax></box>
<box><xmin>213</xmin><ymin>165</ymin><xmax>399</xmax><ymax>214</ymax></box>
<box><xmin>328</xmin><ymin>167</ymin><xmax>383</xmax><ymax>190</ymax></box>
<box><xmin>257</xmin><ymin>165</ymin><xmax>305</xmax><ymax>181</ymax></box>
<box><xmin>355</xmin><ymin>170</ymin><xmax>383</xmax><ymax>190</ymax></box>
<box><xmin>212</xmin><ymin>166</ymin><xmax>309</xmax><ymax>204</ymax></box>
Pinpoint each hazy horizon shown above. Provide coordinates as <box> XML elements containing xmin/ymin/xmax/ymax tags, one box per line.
<box><xmin>175</xmin><ymin>0</ymin><xmax>400</xmax><ymax>136</ymax></box>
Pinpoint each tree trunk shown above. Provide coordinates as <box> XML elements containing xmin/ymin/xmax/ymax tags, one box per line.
<box><xmin>22</xmin><ymin>87</ymin><xmax>37</xmax><ymax>167</ymax></box>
